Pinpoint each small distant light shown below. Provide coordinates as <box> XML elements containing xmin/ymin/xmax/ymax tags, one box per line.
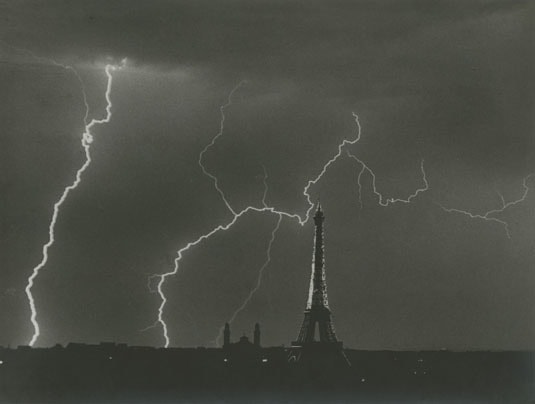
<box><xmin>0</xmin><ymin>360</ymin><xmax>3</xmax><ymax>365</ymax></box>
<box><xmin>262</xmin><ymin>358</ymin><xmax>268</xmax><ymax>363</ymax></box>
<box><xmin>417</xmin><ymin>358</ymin><xmax>424</xmax><ymax>362</ymax></box>
<box><xmin>108</xmin><ymin>356</ymin><xmax>113</xmax><ymax>360</ymax></box>
<box><xmin>360</xmin><ymin>378</ymin><xmax>366</xmax><ymax>382</ymax></box>
<box><xmin>413</xmin><ymin>371</ymin><xmax>417</xmax><ymax>375</ymax></box>
<box><xmin>223</xmin><ymin>358</ymin><xmax>228</xmax><ymax>362</ymax></box>
<box><xmin>423</xmin><ymin>371</ymin><xmax>427</xmax><ymax>375</ymax></box>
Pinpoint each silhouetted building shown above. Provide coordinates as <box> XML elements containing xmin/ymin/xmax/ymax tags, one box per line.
<box><xmin>223</xmin><ymin>323</ymin><xmax>261</xmax><ymax>349</ymax></box>
<box><xmin>222</xmin><ymin>323</ymin><xmax>263</xmax><ymax>366</ymax></box>
<box><xmin>289</xmin><ymin>203</ymin><xmax>350</xmax><ymax>366</ymax></box>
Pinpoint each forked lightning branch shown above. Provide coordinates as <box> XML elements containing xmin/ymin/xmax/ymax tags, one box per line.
<box><xmin>150</xmin><ymin>84</ymin><xmax>431</xmax><ymax>348</ymax></box>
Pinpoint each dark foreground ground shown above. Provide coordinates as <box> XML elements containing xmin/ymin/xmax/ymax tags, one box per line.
<box><xmin>0</xmin><ymin>345</ymin><xmax>533</xmax><ymax>403</ymax></box>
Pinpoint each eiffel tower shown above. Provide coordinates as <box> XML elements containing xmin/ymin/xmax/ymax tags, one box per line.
<box><xmin>289</xmin><ymin>203</ymin><xmax>350</xmax><ymax>366</ymax></box>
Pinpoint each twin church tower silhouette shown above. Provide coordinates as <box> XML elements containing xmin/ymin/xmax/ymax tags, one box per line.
<box><xmin>223</xmin><ymin>203</ymin><xmax>350</xmax><ymax>366</ymax></box>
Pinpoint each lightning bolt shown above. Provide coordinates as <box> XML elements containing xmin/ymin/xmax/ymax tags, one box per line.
<box><xmin>346</xmin><ymin>151</ymin><xmax>428</xmax><ymax>208</ymax></box>
<box><xmin>297</xmin><ymin>112</ymin><xmax>365</xmax><ymax>225</ymax></box>
<box><xmin>210</xmin><ymin>164</ymin><xmax>278</xmax><ymax>346</ymax></box>
<box><xmin>435</xmin><ymin>174</ymin><xmax>533</xmax><ymax>239</ymax></box>
<box><xmin>210</xmin><ymin>165</ymin><xmax>277</xmax><ymax>346</ymax></box>
<box><xmin>151</xmin><ymin>103</ymin><xmax>429</xmax><ymax>347</ymax></box>
<box><xmin>214</xmin><ymin>213</ymin><xmax>283</xmax><ymax>346</ymax></box>
<box><xmin>261</xmin><ymin>165</ymin><xmax>270</xmax><ymax>208</ymax></box>
<box><xmin>143</xmin><ymin>81</ymin><xmax>249</xmax><ymax>335</ymax></box>
<box><xmin>1</xmin><ymin>41</ymin><xmax>90</xmax><ymax>124</ymax></box>
<box><xmin>198</xmin><ymin>80</ymin><xmax>247</xmax><ymax>215</ymax></box>
<box><xmin>154</xmin><ymin>206</ymin><xmax>301</xmax><ymax>347</ymax></box>
<box><xmin>24</xmin><ymin>58</ymin><xmax>125</xmax><ymax>346</ymax></box>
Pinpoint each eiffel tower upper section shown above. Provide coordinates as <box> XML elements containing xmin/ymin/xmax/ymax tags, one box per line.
<box><xmin>307</xmin><ymin>202</ymin><xmax>330</xmax><ymax>310</ymax></box>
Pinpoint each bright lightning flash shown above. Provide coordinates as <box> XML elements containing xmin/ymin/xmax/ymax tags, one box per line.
<box><xmin>25</xmin><ymin>59</ymin><xmax>125</xmax><ymax>347</ymax></box>
<box><xmin>152</xmin><ymin>95</ymin><xmax>430</xmax><ymax>347</ymax></box>
<box><xmin>435</xmin><ymin>174</ymin><xmax>533</xmax><ymax>239</ymax></box>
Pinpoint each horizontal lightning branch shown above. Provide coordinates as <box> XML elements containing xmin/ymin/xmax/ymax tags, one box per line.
<box><xmin>346</xmin><ymin>152</ymin><xmax>428</xmax><ymax>208</ymax></box>
<box><xmin>435</xmin><ymin>174</ymin><xmax>534</xmax><ymax>239</ymax></box>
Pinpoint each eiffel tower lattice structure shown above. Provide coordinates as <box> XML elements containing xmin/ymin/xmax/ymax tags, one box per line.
<box><xmin>289</xmin><ymin>203</ymin><xmax>350</xmax><ymax>366</ymax></box>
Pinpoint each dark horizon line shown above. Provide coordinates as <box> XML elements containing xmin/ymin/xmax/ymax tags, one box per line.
<box><xmin>3</xmin><ymin>342</ymin><xmax>534</xmax><ymax>353</ymax></box>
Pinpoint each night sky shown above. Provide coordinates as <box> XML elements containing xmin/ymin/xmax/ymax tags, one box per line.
<box><xmin>1</xmin><ymin>0</ymin><xmax>534</xmax><ymax>350</ymax></box>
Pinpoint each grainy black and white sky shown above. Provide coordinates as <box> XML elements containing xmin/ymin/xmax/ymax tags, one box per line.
<box><xmin>1</xmin><ymin>0</ymin><xmax>534</xmax><ymax>349</ymax></box>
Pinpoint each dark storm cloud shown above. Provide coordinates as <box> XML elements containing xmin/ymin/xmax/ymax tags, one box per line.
<box><xmin>4</xmin><ymin>1</ymin><xmax>532</xmax><ymax>136</ymax></box>
<box><xmin>2</xmin><ymin>1</ymin><xmax>529</xmax><ymax>72</ymax></box>
<box><xmin>5</xmin><ymin>0</ymin><xmax>531</xmax><ymax>170</ymax></box>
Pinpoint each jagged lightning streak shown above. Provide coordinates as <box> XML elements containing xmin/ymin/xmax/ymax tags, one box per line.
<box><xmin>297</xmin><ymin>112</ymin><xmax>365</xmax><ymax>225</ymax></box>
<box><xmin>144</xmin><ymin>82</ymin><xmax>250</xmax><ymax>336</ymax></box>
<box><xmin>435</xmin><ymin>174</ymin><xmax>533</xmax><ymax>239</ymax></box>
<box><xmin>1</xmin><ymin>41</ymin><xmax>90</xmax><ymax>124</ymax></box>
<box><xmin>25</xmin><ymin>59</ymin><xmax>125</xmax><ymax>346</ymax></box>
<box><xmin>346</xmin><ymin>151</ymin><xmax>428</xmax><ymax>208</ymax></box>
<box><xmin>261</xmin><ymin>165</ymin><xmax>270</xmax><ymax>208</ymax></box>
<box><xmin>214</xmin><ymin>213</ymin><xmax>283</xmax><ymax>346</ymax></box>
<box><xmin>198</xmin><ymin>80</ymin><xmax>247</xmax><ymax>215</ymax></box>
<box><xmin>154</xmin><ymin>206</ymin><xmax>301</xmax><ymax>347</ymax></box>
<box><xmin>152</xmin><ymin>109</ymin><xmax>430</xmax><ymax>347</ymax></box>
<box><xmin>210</xmin><ymin>165</ymin><xmax>278</xmax><ymax>346</ymax></box>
